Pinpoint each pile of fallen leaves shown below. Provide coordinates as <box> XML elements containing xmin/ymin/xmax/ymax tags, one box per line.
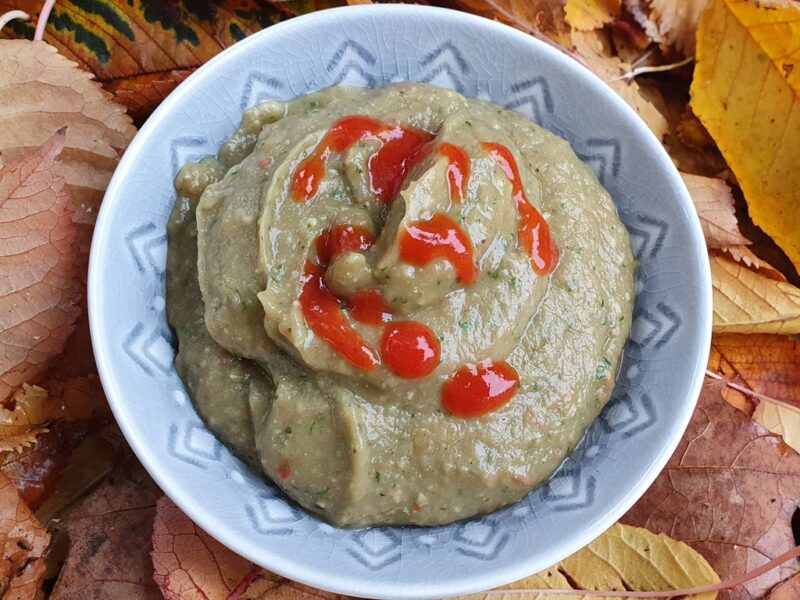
<box><xmin>0</xmin><ymin>0</ymin><xmax>799</xmax><ymax>598</ymax></box>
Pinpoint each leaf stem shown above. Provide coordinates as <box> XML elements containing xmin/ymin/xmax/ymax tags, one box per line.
<box><xmin>475</xmin><ymin>544</ymin><xmax>800</xmax><ymax>597</ymax></box>
<box><xmin>705</xmin><ymin>369</ymin><xmax>798</xmax><ymax>412</ymax></box>
<box><xmin>34</xmin><ymin>0</ymin><xmax>57</xmax><ymax>42</ymax></box>
<box><xmin>0</xmin><ymin>10</ymin><xmax>29</xmax><ymax>33</ymax></box>
<box><xmin>611</xmin><ymin>56</ymin><xmax>694</xmax><ymax>82</ymax></box>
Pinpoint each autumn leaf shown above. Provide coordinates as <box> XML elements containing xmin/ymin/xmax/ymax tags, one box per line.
<box><xmin>708</xmin><ymin>333</ymin><xmax>800</xmax><ymax>452</ymax></box>
<box><xmin>152</xmin><ymin>496</ymin><xmax>352</xmax><ymax>599</ymax></box>
<box><xmin>49</xmin><ymin>428</ymin><xmax>162</xmax><ymax>600</ymax></box>
<box><xmin>0</xmin><ymin>419</ymin><xmax>98</xmax><ymax>511</ymax></box>
<box><xmin>682</xmin><ymin>173</ymin><xmax>749</xmax><ymax>248</ymax></box>
<box><xmin>768</xmin><ymin>573</ymin><xmax>800</xmax><ymax>599</ymax></box>
<box><xmin>571</xmin><ymin>28</ymin><xmax>669</xmax><ymax>139</ymax></box>
<box><xmin>0</xmin><ymin>129</ymin><xmax>81</xmax><ymax>403</ymax></box>
<box><xmin>622</xmin><ymin>382</ymin><xmax>800</xmax><ymax>597</ymax></box>
<box><xmin>691</xmin><ymin>0</ymin><xmax>800</xmax><ymax>273</ymax></box>
<box><xmin>0</xmin><ymin>1</ymin><xmax>341</xmax><ymax>120</ymax></box>
<box><xmin>0</xmin><ymin>39</ymin><xmax>134</xmax><ymax>256</ymax></box>
<box><xmin>463</xmin><ymin>522</ymin><xmax>719</xmax><ymax>599</ymax></box>
<box><xmin>710</xmin><ymin>253</ymin><xmax>800</xmax><ymax>334</ymax></box>
<box><xmin>627</xmin><ymin>0</ymin><xmax>710</xmax><ymax>55</ymax></box>
<box><xmin>721</xmin><ymin>245</ymin><xmax>787</xmax><ymax>283</ymax></box>
<box><xmin>0</xmin><ymin>375</ymin><xmax>110</xmax><ymax>452</ymax></box>
<box><xmin>565</xmin><ymin>0</ymin><xmax>621</xmax><ymax>30</ymax></box>
<box><xmin>0</xmin><ymin>470</ymin><xmax>49</xmax><ymax>600</ymax></box>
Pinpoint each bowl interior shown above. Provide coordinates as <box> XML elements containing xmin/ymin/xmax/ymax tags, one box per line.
<box><xmin>88</xmin><ymin>5</ymin><xmax>711</xmax><ymax>599</ymax></box>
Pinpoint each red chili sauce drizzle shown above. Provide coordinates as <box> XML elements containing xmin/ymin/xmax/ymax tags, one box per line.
<box><xmin>399</xmin><ymin>213</ymin><xmax>478</xmax><ymax>285</ymax></box>
<box><xmin>314</xmin><ymin>224</ymin><xmax>375</xmax><ymax>266</ymax></box>
<box><xmin>348</xmin><ymin>289</ymin><xmax>393</xmax><ymax>325</ymax></box>
<box><xmin>480</xmin><ymin>142</ymin><xmax>559</xmax><ymax>276</ymax></box>
<box><xmin>291</xmin><ymin>115</ymin><xmax>433</xmax><ymax>203</ymax></box>
<box><xmin>299</xmin><ymin>262</ymin><xmax>380</xmax><ymax>371</ymax></box>
<box><xmin>436</xmin><ymin>142</ymin><xmax>470</xmax><ymax>203</ymax></box>
<box><xmin>380</xmin><ymin>322</ymin><xmax>440</xmax><ymax>379</ymax></box>
<box><xmin>442</xmin><ymin>361</ymin><xmax>520</xmax><ymax>418</ymax></box>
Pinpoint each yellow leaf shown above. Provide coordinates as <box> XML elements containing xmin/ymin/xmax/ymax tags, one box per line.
<box><xmin>722</xmin><ymin>245</ymin><xmax>787</xmax><ymax>281</ymax></box>
<box><xmin>463</xmin><ymin>523</ymin><xmax>719</xmax><ymax>599</ymax></box>
<box><xmin>710</xmin><ymin>253</ymin><xmax>800</xmax><ymax>334</ymax></box>
<box><xmin>753</xmin><ymin>399</ymin><xmax>800</xmax><ymax>454</ymax></box>
<box><xmin>682</xmin><ymin>173</ymin><xmax>749</xmax><ymax>248</ymax></box>
<box><xmin>565</xmin><ymin>0</ymin><xmax>621</xmax><ymax>30</ymax></box>
<box><xmin>691</xmin><ymin>0</ymin><xmax>800</xmax><ymax>273</ymax></box>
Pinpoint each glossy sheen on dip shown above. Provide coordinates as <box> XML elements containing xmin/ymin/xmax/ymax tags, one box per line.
<box><xmin>166</xmin><ymin>83</ymin><xmax>635</xmax><ymax>527</ymax></box>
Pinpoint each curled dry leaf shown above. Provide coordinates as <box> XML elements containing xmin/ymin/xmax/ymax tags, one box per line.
<box><xmin>682</xmin><ymin>172</ymin><xmax>749</xmax><ymax>248</ymax></box>
<box><xmin>622</xmin><ymin>382</ymin><xmax>800</xmax><ymax>598</ymax></box>
<box><xmin>571</xmin><ymin>28</ymin><xmax>669</xmax><ymax>139</ymax></box>
<box><xmin>0</xmin><ymin>470</ymin><xmax>49</xmax><ymax>600</ymax></box>
<box><xmin>0</xmin><ymin>375</ymin><xmax>109</xmax><ymax>452</ymax></box>
<box><xmin>710</xmin><ymin>253</ymin><xmax>800</xmax><ymax>334</ymax></box>
<box><xmin>565</xmin><ymin>0</ymin><xmax>621</xmax><ymax>30</ymax></box>
<box><xmin>465</xmin><ymin>522</ymin><xmax>719</xmax><ymax>600</ymax></box>
<box><xmin>152</xmin><ymin>496</ymin><xmax>352</xmax><ymax>600</ymax></box>
<box><xmin>0</xmin><ymin>129</ymin><xmax>81</xmax><ymax>403</ymax></box>
<box><xmin>50</xmin><ymin>428</ymin><xmax>162</xmax><ymax>600</ymax></box>
<box><xmin>626</xmin><ymin>0</ymin><xmax>710</xmax><ymax>55</ymax></box>
<box><xmin>691</xmin><ymin>0</ymin><xmax>800</xmax><ymax>273</ymax></box>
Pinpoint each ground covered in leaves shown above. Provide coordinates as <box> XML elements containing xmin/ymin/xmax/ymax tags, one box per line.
<box><xmin>1</xmin><ymin>0</ymin><xmax>799</xmax><ymax>598</ymax></box>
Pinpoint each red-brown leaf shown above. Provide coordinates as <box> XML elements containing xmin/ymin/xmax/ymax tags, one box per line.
<box><xmin>49</xmin><ymin>428</ymin><xmax>162</xmax><ymax>600</ymax></box>
<box><xmin>0</xmin><ymin>470</ymin><xmax>49</xmax><ymax>599</ymax></box>
<box><xmin>0</xmin><ymin>129</ymin><xmax>81</xmax><ymax>403</ymax></box>
<box><xmin>622</xmin><ymin>382</ymin><xmax>800</xmax><ymax>598</ymax></box>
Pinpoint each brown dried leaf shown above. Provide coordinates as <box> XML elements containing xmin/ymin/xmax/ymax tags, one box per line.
<box><xmin>50</xmin><ymin>428</ymin><xmax>162</xmax><ymax>600</ymax></box>
<box><xmin>0</xmin><ymin>375</ymin><xmax>109</xmax><ymax>450</ymax></box>
<box><xmin>722</xmin><ymin>246</ymin><xmax>787</xmax><ymax>283</ymax></box>
<box><xmin>625</xmin><ymin>0</ymin><xmax>710</xmax><ymax>55</ymax></box>
<box><xmin>571</xmin><ymin>29</ymin><xmax>669</xmax><ymax>139</ymax></box>
<box><xmin>767</xmin><ymin>573</ymin><xmax>800</xmax><ymax>600</ymax></box>
<box><xmin>710</xmin><ymin>253</ymin><xmax>800</xmax><ymax>334</ymax></box>
<box><xmin>0</xmin><ymin>39</ymin><xmax>135</xmax><ymax>257</ymax></box>
<box><xmin>445</xmin><ymin>0</ymin><xmax>573</xmax><ymax>46</ymax></box>
<box><xmin>104</xmin><ymin>70</ymin><xmax>193</xmax><ymax>125</ymax></box>
<box><xmin>152</xmin><ymin>497</ymin><xmax>355</xmax><ymax>599</ymax></box>
<box><xmin>682</xmin><ymin>173</ymin><xmax>749</xmax><ymax>248</ymax></box>
<box><xmin>622</xmin><ymin>382</ymin><xmax>800</xmax><ymax>598</ymax></box>
<box><xmin>0</xmin><ymin>470</ymin><xmax>49</xmax><ymax>599</ymax></box>
<box><xmin>565</xmin><ymin>0</ymin><xmax>622</xmax><ymax>30</ymax></box>
<box><xmin>0</xmin><ymin>129</ymin><xmax>81</xmax><ymax>402</ymax></box>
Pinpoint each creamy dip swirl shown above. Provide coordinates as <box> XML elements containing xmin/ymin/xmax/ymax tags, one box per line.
<box><xmin>166</xmin><ymin>83</ymin><xmax>635</xmax><ymax>527</ymax></box>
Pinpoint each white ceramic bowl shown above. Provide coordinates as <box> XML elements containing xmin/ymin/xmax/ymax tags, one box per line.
<box><xmin>89</xmin><ymin>5</ymin><xmax>712</xmax><ymax>599</ymax></box>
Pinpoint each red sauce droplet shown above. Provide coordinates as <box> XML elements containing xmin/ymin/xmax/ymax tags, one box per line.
<box><xmin>442</xmin><ymin>360</ymin><xmax>520</xmax><ymax>418</ymax></box>
<box><xmin>380</xmin><ymin>321</ymin><xmax>440</xmax><ymax>379</ymax></box>
<box><xmin>299</xmin><ymin>262</ymin><xmax>380</xmax><ymax>371</ymax></box>
<box><xmin>315</xmin><ymin>224</ymin><xmax>375</xmax><ymax>266</ymax></box>
<box><xmin>480</xmin><ymin>142</ymin><xmax>559</xmax><ymax>275</ymax></box>
<box><xmin>436</xmin><ymin>142</ymin><xmax>470</xmax><ymax>203</ymax></box>
<box><xmin>399</xmin><ymin>213</ymin><xmax>478</xmax><ymax>285</ymax></box>
<box><xmin>348</xmin><ymin>289</ymin><xmax>393</xmax><ymax>325</ymax></box>
<box><xmin>291</xmin><ymin>115</ymin><xmax>433</xmax><ymax>203</ymax></box>
<box><xmin>277</xmin><ymin>460</ymin><xmax>292</xmax><ymax>481</ymax></box>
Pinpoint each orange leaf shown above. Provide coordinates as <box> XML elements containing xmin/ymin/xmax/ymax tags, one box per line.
<box><xmin>565</xmin><ymin>0</ymin><xmax>621</xmax><ymax>31</ymax></box>
<box><xmin>622</xmin><ymin>381</ymin><xmax>800</xmax><ymax>597</ymax></box>
<box><xmin>152</xmin><ymin>497</ymin><xmax>355</xmax><ymax>599</ymax></box>
<box><xmin>0</xmin><ymin>129</ymin><xmax>81</xmax><ymax>402</ymax></box>
<box><xmin>104</xmin><ymin>69</ymin><xmax>193</xmax><ymax>124</ymax></box>
<box><xmin>0</xmin><ymin>39</ymin><xmax>135</xmax><ymax>262</ymax></box>
<box><xmin>0</xmin><ymin>470</ymin><xmax>49</xmax><ymax>600</ymax></box>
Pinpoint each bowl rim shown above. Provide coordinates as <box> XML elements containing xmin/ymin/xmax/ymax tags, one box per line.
<box><xmin>88</xmin><ymin>4</ymin><xmax>713</xmax><ymax>598</ymax></box>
